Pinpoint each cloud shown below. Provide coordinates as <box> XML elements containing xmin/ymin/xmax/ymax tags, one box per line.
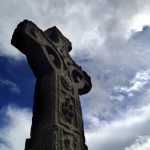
<box><xmin>112</xmin><ymin>69</ymin><xmax>150</xmax><ymax>101</ymax></box>
<box><xmin>125</xmin><ymin>135</ymin><xmax>150</xmax><ymax>150</ymax></box>
<box><xmin>1</xmin><ymin>0</ymin><xmax>150</xmax><ymax>60</ymax></box>
<box><xmin>0</xmin><ymin>105</ymin><xmax>31</xmax><ymax>150</ymax></box>
<box><xmin>0</xmin><ymin>78</ymin><xmax>20</xmax><ymax>94</ymax></box>
<box><xmin>80</xmin><ymin>24</ymin><xmax>150</xmax><ymax>121</ymax></box>
<box><xmin>85</xmin><ymin>103</ymin><xmax>150</xmax><ymax>150</ymax></box>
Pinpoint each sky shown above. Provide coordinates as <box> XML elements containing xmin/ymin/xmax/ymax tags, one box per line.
<box><xmin>1</xmin><ymin>0</ymin><xmax>150</xmax><ymax>149</ymax></box>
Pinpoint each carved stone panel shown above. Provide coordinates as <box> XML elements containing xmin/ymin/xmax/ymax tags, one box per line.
<box><xmin>58</xmin><ymin>90</ymin><xmax>79</xmax><ymax>129</ymax></box>
<box><xmin>61</xmin><ymin>129</ymin><xmax>82</xmax><ymax>150</ymax></box>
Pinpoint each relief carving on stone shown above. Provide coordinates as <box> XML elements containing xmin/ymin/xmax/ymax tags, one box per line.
<box><xmin>62</xmin><ymin>96</ymin><xmax>75</xmax><ymax>124</ymax></box>
<box><xmin>58</xmin><ymin>91</ymin><xmax>79</xmax><ymax>130</ymax></box>
<box><xmin>62</xmin><ymin>130</ymin><xmax>81</xmax><ymax>150</ymax></box>
<box><xmin>61</xmin><ymin>73</ymin><xmax>73</xmax><ymax>90</ymax></box>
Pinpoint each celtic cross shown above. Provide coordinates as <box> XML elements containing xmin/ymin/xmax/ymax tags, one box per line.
<box><xmin>11</xmin><ymin>20</ymin><xmax>92</xmax><ymax>150</ymax></box>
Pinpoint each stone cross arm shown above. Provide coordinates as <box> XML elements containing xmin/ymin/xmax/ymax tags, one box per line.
<box><xmin>11</xmin><ymin>20</ymin><xmax>92</xmax><ymax>95</ymax></box>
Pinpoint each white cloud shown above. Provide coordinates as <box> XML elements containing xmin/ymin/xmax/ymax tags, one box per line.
<box><xmin>85</xmin><ymin>103</ymin><xmax>150</xmax><ymax>150</ymax></box>
<box><xmin>1</xmin><ymin>0</ymin><xmax>150</xmax><ymax>59</ymax></box>
<box><xmin>112</xmin><ymin>69</ymin><xmax>150</xmax><ymax>101</ymax></box>
<box><xmin>0</xmin><ymin>105</ymin><xmax>31</xmax><ymax>150</ymax></box>
<box><xmin>130</xmin><ymin>69</ymin><xmax>150</xmax><ymax>89</ymax></box>
<box><xmin>0</xmin><ymin>78</ymin><xmax>20</xmax><ymax>94</ymax></box>
<box><xmin>1</xmin><ymin>0</ymin><xmax>150</xmax><ymax>150</ymax></box>
<box><xmin>125</xmin><ymin>136</ymin><xmax>150</xmax><ymax>150</ymax></box>
<box><xmin>81</xmin><ymin>22</ymin><xmax>150</xmax><ymax>115</ymax></box>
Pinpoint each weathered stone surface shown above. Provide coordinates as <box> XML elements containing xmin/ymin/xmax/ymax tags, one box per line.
<box><xmin>11</xmin><ymin>20</ymin><xmax>92</xmax><ymax>150</ymax></box>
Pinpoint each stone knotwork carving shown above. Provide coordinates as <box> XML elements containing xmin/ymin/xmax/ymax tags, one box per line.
<box><xmin>11</xmin><ymin>20</ymin><xmax>92</xmax><ymax>150</ymax></box>
<box><xmin>62</xmin><ymin>96</ymin><xmax>75</xmax><ymax>124</ymax></box>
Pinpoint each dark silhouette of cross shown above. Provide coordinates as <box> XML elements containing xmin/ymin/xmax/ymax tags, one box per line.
<box><xmin>11</xmin><ymin>20</ymin><xmax>92</xmax><ymax>150</ymax></box>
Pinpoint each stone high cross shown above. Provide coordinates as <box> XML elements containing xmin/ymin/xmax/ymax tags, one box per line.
<box><xmin>11</xmin><ymin>20</ymin><xmax>92</xmax><ymax>150</ymax></box>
